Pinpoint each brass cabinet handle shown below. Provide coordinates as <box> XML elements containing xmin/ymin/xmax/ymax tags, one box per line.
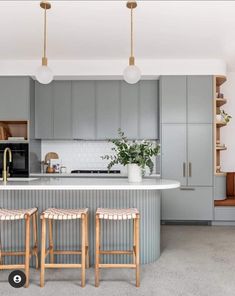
<box><xmin>183</xmin><ymin>162</ymin><xmax>186</xmax><ymax>177</ymax></box>
<box><xmin>188</xmin><ymin>162</ymin><xmax>192</xmax><ymax>177</ymax></box>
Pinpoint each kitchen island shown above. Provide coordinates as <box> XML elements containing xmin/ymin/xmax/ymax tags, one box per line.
<box><xmin>0</xmin><ymin>177</ymin><xmax>179</xmax><ymax>265</ymax></box>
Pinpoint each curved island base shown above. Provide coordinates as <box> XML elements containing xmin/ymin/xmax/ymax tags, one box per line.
<box><xmin>0</xmin><ymin>178</ymin><xmax>179</xmax><ymax>265</ymax></box>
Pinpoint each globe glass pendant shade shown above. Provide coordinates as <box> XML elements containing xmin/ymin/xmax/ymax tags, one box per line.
<box><xmin>123</xmin><ymin>65</ymin><xmax>141</xmax><ymax>84</ymax></box>
<box><xmin>36</xmin><ymin>65</ymin><xmax>53</xmax><ymax>84</ymax></box>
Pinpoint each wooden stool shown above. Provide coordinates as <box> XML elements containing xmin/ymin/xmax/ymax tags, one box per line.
<box><xmin>40</xmin><ymin>208</ymin><xmax>89</xmax><ymax>287</ymax></box>
<box><xmin>95</xmin><ymin>208</ymin><xmax>140</xmax><ymax>287</ymax></box>
<box><xmin>0</xmin><ymin>207</ymin><xmax>39</xmax><ymax>287</ymax></box>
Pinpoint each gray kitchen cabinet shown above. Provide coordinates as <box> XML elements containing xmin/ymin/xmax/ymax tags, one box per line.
<box><xmin>160</xmin><ymin>76</ymin><xmax>213</xmax><ymax>124</ymax></box>
<box><xmin>96</xmin><ymin>81</ymin><xmax>120</xmax><ymax>139</ymax></box>
<box><xmin>160</xmin><ymin>76</ymin><xmax>187</xmax><ymax>124</ymax></box>
<box><xmin>161</xmin><ymin>123</ymin><xmax>213</xmax><ymax>187</ymax></box>
<box><xmin>161</xmin><ymin>187</ymin><xmax>213</xmax><ymax>221</ymax></box>
<box><xmin>72</xmin><ymin>81</ymin><xmax>96</xmax><ymax>139</ymax></box>
<box><xmin>139</xmin><ymin>81</ymin><xmax>159</xmax><ymax>139</ymax></box>
<box><xmin>35</xmin><ymin>81</ymin><xmax>53</xmax><ymax>139</ymax></box>
<box><xmin>120</xmin><ymin>82</ymin><xmax>139</xmax><ymax>139</ymax></box>
<box><xmin>161</xmin><ymin>124</ymin><xmax>187</xmax><ymax>186</ymax></box>
<box><xmin>187</xmin><ymin>76</ymin><xmax>213</xmax><ymax>123</ymax></box>
<box><xmin>35</xmin><ymin>81</ymin><xmax>72</xmax><ymax>139</ymax></box>
<box><xmin>53</xmin><ymin>81</ymin><xmax>72</xmax><ymax>139</ymax></box>
<box><xmin>0</xmin><ymin>77</ymin><xmax>31</xmax><ymax>120</ymax></box>
<box><xmin>187</xmin><ymin>124</ymin><xmax>213</xmax><ymax>186</ymax></box>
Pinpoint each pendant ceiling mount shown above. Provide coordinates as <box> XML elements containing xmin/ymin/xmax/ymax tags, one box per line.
<box><xmin>40</xmin><ymin>1</ymin><xmax>51</xmax><ymax>10</ymax></box>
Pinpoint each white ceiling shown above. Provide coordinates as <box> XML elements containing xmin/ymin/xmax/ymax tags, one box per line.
<box><xmin>0</xmin><ymin>0</ymin><xmax>234</xmax><ymax>75</ymax></box>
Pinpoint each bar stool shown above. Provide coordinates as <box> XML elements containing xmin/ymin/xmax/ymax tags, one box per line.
<box><xmin>95</xmin><ymin>208</ymin><xmax>140</xmax><ymax>287</ymax></box>
<box><xmin>40</xmin><ymin>208</ymin><xmax>89</xmax><ymax>287</ymax></box>
<box><xmin>0</xmin><ymin>207</ymin><xmax>39</xmax><ymax>288</ymax></box>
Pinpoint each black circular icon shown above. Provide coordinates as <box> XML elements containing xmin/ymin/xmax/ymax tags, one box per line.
<box><xmin>8</xmin><ymin>270</ymin><xmax>26</xmax><ymax>288</ymax></box>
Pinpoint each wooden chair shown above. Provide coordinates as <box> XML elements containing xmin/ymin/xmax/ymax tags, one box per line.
<box><xmin>0</xmin><ymin>207</ymin><xmax>39</xmax><ymax>287</ymax></box>
<box><xmin>40</xmin><ymin>208</ymin><xmax>89</xmax><ymax>287</ymax></box>
<box><xmin>95</xmin><ymin>208</ymin><xmax>140</xmax><ymax>287</ymax></box>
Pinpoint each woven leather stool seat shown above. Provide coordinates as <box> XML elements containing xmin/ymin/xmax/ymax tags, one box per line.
<box><xmin>41</xmin><ymin>208</ymin><xmax>88</xmax><ymax>220</ymax></box>
<box><xmin>0</xmin><ymin>208</ymin><xmax>37</xmax><ymax>221</ymax></box>
<box><xmin>96</xmin><ymin>208</ymin><xmax>139</xmax><ymax>220</ymax></box>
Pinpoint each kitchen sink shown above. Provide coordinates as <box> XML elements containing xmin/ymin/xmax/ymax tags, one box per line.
<box><xmin>0</xmin><ymin>178</ymin><xmax>38</xmax><ymax>182</ymax></box>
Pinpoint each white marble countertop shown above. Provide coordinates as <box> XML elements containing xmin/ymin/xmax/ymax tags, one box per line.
<box><xmin>0</xmin><ymin>177</ymin><xmax>180</xmax><ymax>191</ymax></box>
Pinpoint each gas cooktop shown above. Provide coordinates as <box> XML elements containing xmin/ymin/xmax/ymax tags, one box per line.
<box><xmin>71</xmin><ymin>170</ymin><xmax>121</xmax><ymax>174</ymax></box>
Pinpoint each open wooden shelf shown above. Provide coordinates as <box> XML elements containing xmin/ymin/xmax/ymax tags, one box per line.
<box><xmin>216</xmin><ymin>75</ymin><xmax>227</xmax><ymax>87</ymax></box>
<box><xmin>215</xmin><ymin>198</ymin><xmax>235</xmax><ymax>207</ymax></box>
<box><xmin>216</xmin><ymin>146</ymin><xmax>227</xmax><ymax>151</ymax></box>
<box><xmin>216</xmin><ymin>98</ymin><xmax>227</xmax><ymax>107</ymax></box>
<box><xmin>214</xmin><ymin>75</ymin><xmax>228</xmax><ymax>175</ymax></box>
<box><xmin>216</xmin><ymin>121</ymin><xmax>227</xmax><ymax>128</ymax></box>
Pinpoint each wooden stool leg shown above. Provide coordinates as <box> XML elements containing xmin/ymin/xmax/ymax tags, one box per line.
<box><xmin>85</xmin><ymin>213</ymin><xmax>89</xmax><ymax>268</ymax></box>
<box><xmin>135</xmin><ymin>215</ymin><xmax>140</xmax><ymax>287</ymax></box>
<box><xmin>33</xmin><ymin>212</ymin><xmax>39</xmax><ymax>269</ymax></box>
<box><xmin>95</xmin><ymin>214</ymin><xmax>100</xmax><ymax>287</ymax></box>
<box><xmin>81</xmin><ymin>214</ymin><xmax>86</xmax><ymax>287</ymax></box>
<box><xmin>40</xmin><ymin>217</ymin><xmax>46</xmax><ymax>287</ymax></box>
<box><xmin>25</xmin><ymin>214</ymin><xmax>30</xmax><ymax>288</ymax></box>
<box><xmin>133</xmin><ymin>218</ymin><xmax>136</xmax><ymax>264</ymax></box>
<box><xmin>48</xmin><ymin>219</ymin><xmax>54</xmax><ymax>264</ymax></box>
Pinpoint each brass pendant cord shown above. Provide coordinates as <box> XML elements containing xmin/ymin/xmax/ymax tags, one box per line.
<box><xmin>43</xmin><ymin>6</ymin><xmax>47</xmax><ymax>59</ymax></box>
<box><xmin>131</xmin><ymin>6</ymin><xmax>134</xmax><ymax>58</ymax></box>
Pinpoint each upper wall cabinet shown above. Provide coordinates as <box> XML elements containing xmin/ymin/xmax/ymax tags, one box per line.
<box><xmin>0</xmin><ymin>77</ymin><xmax>31</xmax><ymax>120</ymax></box>
<box><xmin>72</xmin><ymin>81</ymin><xmax>96</xmax><ymax>139</ymax></box>
<box><xmin>35</xmin><ymin>81</ymin><xmax>72</xmax><ymax>139</ymax></box>
<box><xmin>161</xmin><ymin>76</ymin><xmax>187</xmax><ymax>124</ymax></box>
<box><xmin>187</xmin><ymin>76</ymin><xmax>213</xmax><ymax>124</ymax></box>
<box><xmin>96</xmin><ymin>81</ymin><xmax>120</xmax><ymax>139</ymax></box>
<box><xmin>160</xmin><ymin>75</ymin><xmax>213</xmax><ymax>124</ymax></box>
<box><xmin>139</xmin><ymin>81</ymin><xmax>159</xmax><ymax>139</ymax></box>
<box><xmin>35</xmin><ymin>80</ymin><xmax>159</xmax><ymax>140</ymax></box>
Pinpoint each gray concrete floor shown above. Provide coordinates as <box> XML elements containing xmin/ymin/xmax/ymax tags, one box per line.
<box><xmin>1</xmin><ymin>225</ymin><xmax>235</xmax><ymax>296</ymax></box>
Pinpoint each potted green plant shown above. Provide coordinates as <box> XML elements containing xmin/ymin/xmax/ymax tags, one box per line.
<box><xmin>220</xmin><ymin>109</ymin><xmax>232</xmax><ymax>123</ymax></box>
<box><xmin>101</xmin><ymin>129</ymin><xmax>160</xmax><ymax>183</ymax></box>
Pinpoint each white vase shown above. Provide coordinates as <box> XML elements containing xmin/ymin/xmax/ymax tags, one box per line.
<box><xmin>127</xmin><ymin>164</ymin><xmax>142</xmax><ymax>183</ymax></box>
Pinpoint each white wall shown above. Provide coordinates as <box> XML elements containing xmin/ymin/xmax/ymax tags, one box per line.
<box><xmin>220</xmin><ymin>72</ymin><xmax>235</xmax><ymax>172</ymax></box>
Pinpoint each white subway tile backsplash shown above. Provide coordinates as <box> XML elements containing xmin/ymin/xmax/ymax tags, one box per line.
<box><xmin>41</xmin><ymin>140</ymin><xmax>158</xmax><ymax>175</ymax></box>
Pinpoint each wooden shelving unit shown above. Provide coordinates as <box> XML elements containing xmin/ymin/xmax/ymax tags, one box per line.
<box><xmin>214</xmin><ymin>75</ymin><xmax>227</xmax><ymax>176</ymax></box>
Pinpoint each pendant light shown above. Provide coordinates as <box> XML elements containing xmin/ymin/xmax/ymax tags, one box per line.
<box><xmin>36</xmin><ymin>1</ymin><xmax>53</xmax><ymax>84</ymax></box>
<box><xmin>123</xmin><ymin>0</ymin><xmax>141</xmax><ymax>84</ymax></box>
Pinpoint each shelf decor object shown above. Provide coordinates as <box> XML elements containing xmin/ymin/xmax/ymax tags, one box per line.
<box><xmin>214</xmin><ymin>75</ymin><xmax>228</xmax><ymax>175</ymax></box>
<box><xmin>123</xmin><ymin>0</ymin><xmax>141</xmax><ymax>84</ymax></box>
<box><xmin>35</xmin><ymin>1</ymin><xmax>53</xmax><ymax>85</ymax></box>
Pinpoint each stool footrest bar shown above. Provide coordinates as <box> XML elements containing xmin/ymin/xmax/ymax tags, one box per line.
<box><xmin>100</xmin><ymin>250</ymin><xmax>133</xmax><ymax>255</ymax></box>
<box><xmin>99</xmin><ymin>264</ymin><xmax>136</xmax><ymax>269</ymax></box>
<box><xmin>45</xmin><ymin>263</ymin><xmax>82</xmax><ymax>269</ymax></box>
<box><xmin>0</xmin><ymin>264</ymin><xmax>25</xmax><ymax>270</ymax></box>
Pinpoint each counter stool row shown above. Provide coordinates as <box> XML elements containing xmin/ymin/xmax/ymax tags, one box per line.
<box><xmin>0</xmin><ymin>206</ymin><xmax>140</xmax><ymax>288</ymax></box>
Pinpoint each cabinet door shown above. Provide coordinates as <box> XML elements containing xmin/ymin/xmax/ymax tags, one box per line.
<box><xmin>0</xmin><ymin>77</ymin><xmax>30</xmax><ymax>120</ymax></box>
<box><xmin>35</xmin><ymin>82</ymin><xmax>53</xmax><ymax>139</ymax></box>
<box><xmin>161</xmin><ymin>187</ymin><xmax>213</xmax><ymax>220</ymax></box>
<box><xmin>160</xmin><ymin>76</ymin><xmax>187</xmax><ymax>124</ymax></box>
<box><xmin>72</xmin><ymin>81</ymin><xmax>96</xmax><ymax>139</ymax></box>
<box><xmin>187</xmin><ymin>76</ymin><xmax>213</xmax><ymax>124</ymax></box>
<box><xmin>120</xmin><ymin>82</ymin><xmax>138</xmax><ymax>139</ymax></box>
<box><xmin>53</xmin><ymin>81</ymin><xmax>72</xmax><ymax>139</ymax></box>
<box><xmin>139</xmin><ymin>81</ymin><xmax>159</xmax><ymax>139</ymax></box>
<box><xmin>161</xmin><ymin>124</ymin><xmax>187</xmax><ymax>186</ymax></box>
<box><xmin>187</xmin><ymin>124</ymin><xmax>213</xmax><ymax>186</ymax></box>
<box><xmin>96</xmin><ymin>81</ymin><xmax>120</xmax><ymax>139</ymax></box>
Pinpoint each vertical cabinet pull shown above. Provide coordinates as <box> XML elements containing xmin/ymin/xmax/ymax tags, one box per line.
<box><xmin>183</xmin><ymin>162</ymin><xmax>186</xmax><ymax>177</ymax></box>
<box><xmin>188</xmin><ymin>162</ymin><xmax>192</xmax><ymax>177</ymax></box>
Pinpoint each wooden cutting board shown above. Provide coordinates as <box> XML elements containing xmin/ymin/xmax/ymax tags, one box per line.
<box><xmin>45</xmin><ymin>152</ymin><xmax>59</xmax><ymax>163</ymax></box>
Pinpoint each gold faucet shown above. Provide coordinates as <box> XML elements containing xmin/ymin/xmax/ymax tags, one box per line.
<box><xmin>2</xmin><ymin>147</ymin><xmax>12</xmax><ymax>184</ymax></box>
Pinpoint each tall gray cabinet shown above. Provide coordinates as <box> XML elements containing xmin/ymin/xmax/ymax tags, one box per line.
<box><xmin>160</xmin><ymin>76</ymin><xmax>214</xmax><ymax>221</ymax></box>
